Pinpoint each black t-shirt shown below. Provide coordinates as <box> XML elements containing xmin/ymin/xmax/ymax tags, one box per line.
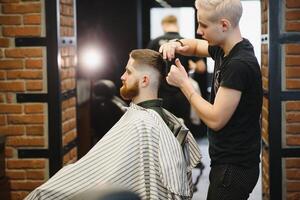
<box><xmin>208</xmin><ymin>38</ymin><xmax>263</xmax><ymax>168</ymax></box>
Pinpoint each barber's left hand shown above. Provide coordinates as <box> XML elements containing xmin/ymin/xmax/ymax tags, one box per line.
<box><xmin>166</xmin><ymin>58</ymin><xmax>189</xmax><ymax>88</ymax></box>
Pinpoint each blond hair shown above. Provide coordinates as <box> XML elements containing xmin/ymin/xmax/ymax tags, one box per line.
<box><xmin>195</xmin><ymin>0</ymin><xmax>243</xmax><ymax>27</ymax></box>
<box><xmin>161</xmin><ymin>15</ymin><xmax>178</xmax><ymax>25</ymax></box>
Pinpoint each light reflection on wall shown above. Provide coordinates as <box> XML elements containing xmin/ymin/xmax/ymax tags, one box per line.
<box><xmin>79</xmin><ymin>46</ymin><xmax>106</xmax><ymax>77</ymax></box>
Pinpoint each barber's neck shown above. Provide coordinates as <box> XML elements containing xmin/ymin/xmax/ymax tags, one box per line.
<box><xmin>221</xmin><ymin>26</ymin><xmax>242</xmax><ymax>57</ymax></box>
<box><xmin>131</xmin><ymin>89</ymin><xmax>158</xmax><ymax>104</ymax></box>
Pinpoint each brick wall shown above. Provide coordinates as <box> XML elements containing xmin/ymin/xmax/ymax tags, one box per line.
<box><xmin>261</xmin><ymin>0</ymin><xmax>269</xmax><ymax>199</ymax></box>
<box><xmin>62</xmin><ymin>97</ymin><xmax>77</xmax><ymax>165</ymax></box>
<box><xmin>0</xmin><ymin>0</ymin><xmax>46</xmax><ymax>199</ymax></box>
<box><xmin>0</xmin><ymin>0</ymin><xmax>77</xmax><ymax>199</ymax></box>
<box><xmin>59</xmin><ymin>0</ymin><xmax>77</xmax><ymax>166</ymax></box>
<box><xmin>262</xmin><ymin>0</ymin><xmax>300</xmax><ymax>199</ymax></box>
<box><xmin>283</xmin><ymin>1</ymin><xmax>300</xmax><ymax>199</ymax></box>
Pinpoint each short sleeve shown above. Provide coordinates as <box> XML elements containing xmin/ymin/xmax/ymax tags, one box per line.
<box><xmin>220</xmin><ymin>60</ymin><xmax>250</xmax><ymax>91</ymax></box>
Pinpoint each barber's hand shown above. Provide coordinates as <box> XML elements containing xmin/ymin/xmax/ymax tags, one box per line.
<box><xmin>166</xmin><ymin>58</ymin><xmax>189</xmax><ymax>88</ymax></box>
<box><xmin>159</xmin><ymin>40</ymin><xmax>189</xmax><ymax>61</ymax></box>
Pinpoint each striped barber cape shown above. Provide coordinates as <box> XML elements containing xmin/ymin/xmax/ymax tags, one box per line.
<box><xmin>25</xmin><ymin>103</ymin><xmax>201</xmax><ymax>200</ymax></box>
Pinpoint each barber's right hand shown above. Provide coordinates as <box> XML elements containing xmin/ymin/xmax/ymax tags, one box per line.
<box><xmin>159</xmin><ymin>40</ymin><xmax>189</xmax><ymax>61</ymax></box>
<box><xmin>166</xmin><ymin>58</ymin><xmax>189</xmax><ymax>88</ymax></box>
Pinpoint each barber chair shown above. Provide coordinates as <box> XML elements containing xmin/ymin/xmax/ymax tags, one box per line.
<box><xmin>91</xmin><ymin>80</ymin><xmax>127</xmax><ymax>143</ymax></box>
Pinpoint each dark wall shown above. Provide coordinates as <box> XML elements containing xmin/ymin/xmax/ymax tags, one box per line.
<box><xmin>77</xmin><ymin>0</ymin><xmax>141</xmax><ymax>88</ymax></box>
<box><xmin>76</xmin><ymin>0</ymin><xmax>196</xmax><ymax>88</ymax></box>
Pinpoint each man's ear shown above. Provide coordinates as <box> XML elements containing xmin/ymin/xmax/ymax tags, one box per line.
<box><xmin>141</xmin><ymin>75</ymin><xmax>150</xmax><ymax>88</ymax></box>
<box><xmin>220</xmin><ymin>18</ymin><xmax>231</xmax><ymax>32</ymax></box>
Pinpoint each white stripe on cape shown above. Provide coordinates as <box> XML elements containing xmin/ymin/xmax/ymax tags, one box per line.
<box><xmin>25</xmin><ymin>103</ymin><xmax>201</xmax><ymax>200</ymax></box>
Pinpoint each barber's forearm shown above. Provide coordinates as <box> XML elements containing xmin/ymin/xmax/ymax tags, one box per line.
<box><xmin>179</xmin><ymin>38</ymin><xmax>210</xmax><ymax>57</ymax></box>
<box><xmin>179</xmin><ymin>79</ymin><xmax>221</xmax><ymax>130</ymax></box>
<box><xmin>177</xmin><ymin>38</ymin><xmax>199</xmax><ymax>56</ymax></box>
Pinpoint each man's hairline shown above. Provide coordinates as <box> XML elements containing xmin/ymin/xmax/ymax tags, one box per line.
<box><xmin>130</xmin><ymin>59</ymin><xmax>159</xmax><ymax>78</ymax></box>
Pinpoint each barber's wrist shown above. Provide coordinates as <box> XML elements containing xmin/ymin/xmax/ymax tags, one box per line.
<box><xmin>175</xmin><ymin>39</ymin><xmax>184</xmax><ymax>47</ymax></box>
<box><xmin>188</xmin><ymin>92</ymin><xmax>196</xmax><ymax>102</ymax></box>
<box><xmin>170</xmin><ymin>39</ymin><xmax>184</xmax><ymax>47</ymax></box>
<box><xmin>180</xmin><ymin>80</ymin><xmax>196</xmax><ymax>101</ymax></box>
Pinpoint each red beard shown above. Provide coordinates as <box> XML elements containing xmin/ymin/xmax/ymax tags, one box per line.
<box><xmin>120</xmin><ymin>81</ymin><xmax>139</xmax><ymax>100</ymax></box>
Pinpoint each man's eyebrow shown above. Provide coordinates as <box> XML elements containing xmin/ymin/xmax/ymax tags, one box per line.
<box><xmin>198</xmin><ymin>21</ymin><xmax>207</xmax><ymax>26</ymax></box>
<box><xmin>125</xmin><ymin>66</ymin><xmax>132</xmax><ymax>72</ymax></box>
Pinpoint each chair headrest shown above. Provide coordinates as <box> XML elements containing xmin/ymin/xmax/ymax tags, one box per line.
<box><xmin>93</xmin><ymin>79</ymin><xmax>116</xmax><ymax>99</ymax></box>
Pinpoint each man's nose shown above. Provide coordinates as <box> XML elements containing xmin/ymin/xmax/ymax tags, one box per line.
<box><xmin>197</xmin><ymin>25</ymin><xmax>204</xmax><ymax>35</ymax></box>
<box><xmin>197</xmin><ymin>28</ymin><xmax>203</xmax><ymax>36</ymax></box>
<box><xmin>120</xmin><ymin>73</ymin><xmax>126</xmax><ymax>80</ymax></box>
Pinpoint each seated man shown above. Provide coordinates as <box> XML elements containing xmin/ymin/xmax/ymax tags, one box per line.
<box><xmin>25</xmin><ymin>49</ymin><xmax>201</xmax><ymax>200</ymax></box>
